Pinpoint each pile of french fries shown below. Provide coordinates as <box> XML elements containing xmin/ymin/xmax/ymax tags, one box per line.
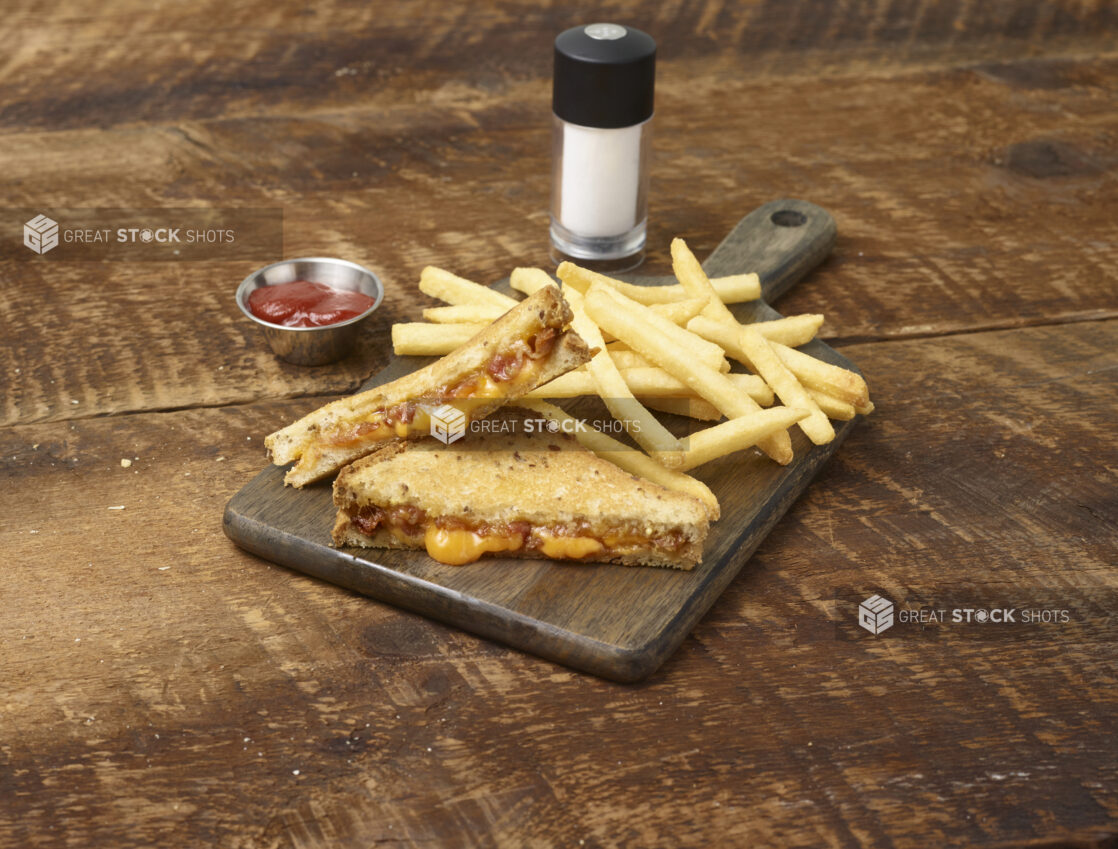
<box><xmin>390</xmin><ymin>238</ymin><xmax>873</xmax><ymax>512</ymax></box>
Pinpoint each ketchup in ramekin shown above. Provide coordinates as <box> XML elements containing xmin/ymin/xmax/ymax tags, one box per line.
<box><xmin>247</xmin><ymin>280</ymin><xmax>377</xmax><ymax>328</ymax></box>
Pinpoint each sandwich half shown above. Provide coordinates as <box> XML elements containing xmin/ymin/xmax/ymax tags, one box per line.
<box><xmin>266</xmin><ymin>286</ymin><xmax>591</xmax><ymax>487</ymax></box>
<box><xmin>331</xmin><ymin>407</ymin><xmax>710</xmax><ymax>569</ymax></box>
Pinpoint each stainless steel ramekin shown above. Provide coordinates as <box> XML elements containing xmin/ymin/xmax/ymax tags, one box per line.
<box><xmin>236</xmin><ymin>257</ymin><xmax>384</xmax><ymax>366</ymax></box>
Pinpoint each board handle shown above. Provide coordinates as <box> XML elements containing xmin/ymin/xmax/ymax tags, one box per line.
<box><xmin>703</xmin><ymin>198</ymin><xmax>836</xmax><ymax>304</ymax></box>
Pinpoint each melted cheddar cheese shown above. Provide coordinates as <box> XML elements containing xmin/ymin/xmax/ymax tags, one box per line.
<box><xmin>348</xmin><ymin>515</ymin><xmax>661</xmax><ymax>566</ymax></box>
<box><xmin>536</xmin><ymin>534</ymin><xmax>603</xmax><ymax>560</ymax></box>
<box><xmin>323</xmin><ymin>344</ymin><xmax>549</xmax><ymax>450</ymax></box>
<box><xmin>424</xmin><ymin>526</ymin><xmax>525</xmax><ymax>566</ymax></box>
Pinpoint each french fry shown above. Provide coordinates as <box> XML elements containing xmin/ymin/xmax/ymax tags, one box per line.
<box><xmin>674</xmin><ymin>241</ymin><xmax>824</xmax><ymax>367</ymax></box>
<box><xmin>688</xmin><ymin>314</ymin><xmax>824</xmax><ymax>349</ymax></box>
<box><xmin>584</xmin><ymin>283</ymin><xmax>793</xmax><ymax>464</ymax></box>
<box><xmin>644</xmin><ymin>396</ymin><xmax>722</xmax><ymax>421</ymax></box>
<box><xmin>564</xmin><ymin>287</ymin><xmax>684</xmax><ymax>466</ymax></box>
<box><xmin>671</xmin><ymin>237</ymin><xmax>739</xmax><ymax>326</ymax></box>
<box><xmin>706</xmin><ymin>274</ymin><xmax>760</xmax><ymax>304</ymax></box>
<box><xmin>725</xmin><ymin>325</ymin><xmax>835</xmax><ymax>445</ymax></box>
<box><xmin>673</xmin><ymin>240</ymin><xmax>834</xmax><ymax>410</ymax></box>
<box><xmin>606</xmin><ymin>334</ymin><xmax>728</xmax><ymax>372</ymax></box>
<box><xmin>677</xmin><ymin>408</ymin><xmax>810</xmax><ymax>472</ymax></box>
<box><xmin>510</xmin><ymin>267</ymin><xmax>557</xmax><ymax>297</ymax></box>
<box><xmin>808</xmin><ymin>389</ymin><xmax>856</xmax><ymax>421</ymax></box>
<box><xmin>392</xmin><ymin>322</ymin><xmax>488</xmax><ymax>356</ymax></box>
<box><xmin>854</xmin><ymin>399</ymin><xmax>875</xmax><ymax>416</ymax></box>
<box><xmin>524</xmin><ymin>367</ymin><xmax>771</xmax><ymax>405</ymax></box>
<box><xmin>688</xmin><ymin>316</ymin><xmax>851</xmax><ymax>440</ymax></box>
<box><xmin>648</xmin><ymin>297</ymin><xmax>708</xmax><ymax>326</ymax></box>
<box><xmin>608</xmin><ymin>341</ymin><xmax>732</xmax><ymax>373</ymax></box>
<box><xmin>575</xmin><ymin>281</ymin><xmax>729</xmax><ymax>368</ymax></box>
<box><xmin>772</xmin><ymin>342</ymin><xmax>870</xmax><ymax>407</ymax></box>
<box><xmin>422</xmin><ymin>304</ymin><xmax>506</xmax><ymax>324</ymax></box>
<box><xmin>670</xmin><ymin>243</ymin><xmax>821</xmax><ymax>429</ymax></box>
<box><xmin>558</xmin><ymin>261</ymin><xmax>760</xmax><ymax>304</ymax></box>
<box><xmin>607</xmin><ymin>349</ymin><xmax>649</xmax><ymax>369</ymax></box>
<box><xmin>517</xmin><ymin>400</ymin><xmax>719</xmax><ymax>519</ymax></box>
<box><xmin>522</xmin><ymin>370</ymin><xmax>606</xmax><ymax>399</ymax></box>
<box><xmin>733</xmin><ymin>372</ymin><xmax>774</xmax><ymax>406</ymax></box>
<box><xmin>608</xmin><ymin>349</ymin><xmax>733</xmax><ymax>374</ymax></box>
<box><xmin>751</xmin><ymin>314</ymin><xmax>824</xmax><ymax>347</ymax></box>
<box><xmin>670</xmin><ymin>260</ymin><xmax>863</xmax><ymax>402</ymax></box>
<box><xmin>397</xmin><ymin>315</ymin><xmax>690</xmax><ymax>361</ymax></box>
<box><xmin>419</xmin><ymin>266</ymin><xmax>518</xmax><ymax>310</ymax></box>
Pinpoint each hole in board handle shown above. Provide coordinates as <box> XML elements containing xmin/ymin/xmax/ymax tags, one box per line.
<box><xmin>771</xmin><ymin>210</ymin><xmax>807</xmax><ymax>227</ymax></box>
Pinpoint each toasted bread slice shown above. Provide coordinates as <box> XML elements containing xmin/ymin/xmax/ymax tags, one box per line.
<box><xmin>331</xmin><ymin>408</ymin><xmax>710</xmax><ymax>569</ymax></box>
<box><xmin>266</xmin><ymin>286</ymin><xmax>591</xmax><ymax>487</ymax></box>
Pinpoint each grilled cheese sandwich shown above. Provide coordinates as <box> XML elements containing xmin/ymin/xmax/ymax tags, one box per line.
<box><xmin>332</xmin><ymin>408</ymin><xmax>710</xmax><ymax>569</ymax></box>
<box><xmin>266</xmin><ymin>287</ymin><xmax>591</xmax><ymax>487</ymax></box>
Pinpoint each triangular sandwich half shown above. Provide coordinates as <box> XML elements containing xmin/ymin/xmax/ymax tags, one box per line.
<box><xmin>266</xmin><ymin>286</ymin><xmax>591</xmax><ymax>487</ymax></box>
<box><xmin>331</xmin><ymin>407</ymin><xmax>710</xmax><ymax>569</ymax></box>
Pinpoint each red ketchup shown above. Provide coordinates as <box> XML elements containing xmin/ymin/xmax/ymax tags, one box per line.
<box><xmin>248</xmin><ymin>280</ymin><xmax>375</xmax><ymax>327</ymax></box>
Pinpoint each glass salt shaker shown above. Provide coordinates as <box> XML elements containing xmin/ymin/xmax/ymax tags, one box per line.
<box><xmin>550</xmin><ymin>23</ymin><xmax>656</xmax><ymax>270</ymax></box>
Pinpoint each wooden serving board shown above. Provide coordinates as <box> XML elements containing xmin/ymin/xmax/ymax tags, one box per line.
<box><xmin>224</xmin><ymin>199</ymin><xmax>859</xmax><ymax>682</ymax></box>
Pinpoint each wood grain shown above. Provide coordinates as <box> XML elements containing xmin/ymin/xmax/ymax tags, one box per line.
<box><xmin>2</xmin><ymin>15</ymin><xmax>1116</xmax><ymax>424</ymax></box>
<box><xmin>3</xmin><ymin>1</ymin><xmax>1117</xmax><ymax>845</ymax></box>
<box><xmin>3</xmin><ymin>319</ymin><xmax>1115</xmax><ymax>847</ymax></box>
<box><xmin>0</xmin><ymin>0</ymin><xmax>1115</xmax><ymax>134</ymax></box>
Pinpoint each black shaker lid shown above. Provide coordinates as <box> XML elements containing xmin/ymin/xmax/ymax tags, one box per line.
<box><xmin>553</xmin><ymin>23</ymin><xmax>656</xmax><ymax>129</ymax></box>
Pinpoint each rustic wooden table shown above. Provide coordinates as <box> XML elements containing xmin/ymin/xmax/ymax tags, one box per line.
<box><xmin>2</xmin><ymin>2</ymin><xmax>1115</xmax><ymax>847</ymax></box>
